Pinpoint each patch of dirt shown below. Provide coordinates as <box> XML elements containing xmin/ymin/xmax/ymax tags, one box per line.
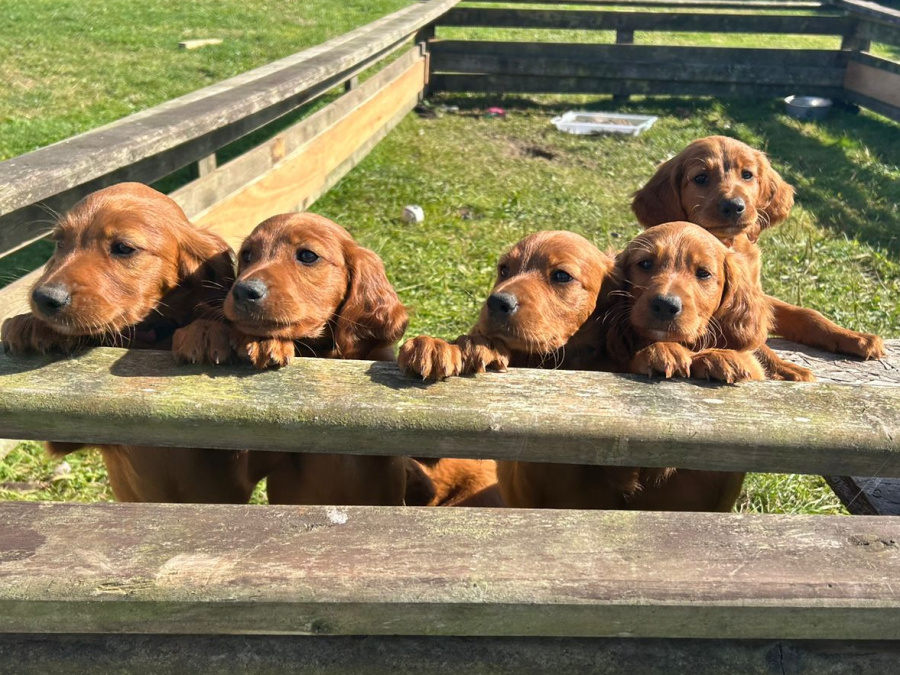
<box><xmin>508</xmin><ymin>140</ymin><xmax>558</xmax><ymax>161</ymax></box>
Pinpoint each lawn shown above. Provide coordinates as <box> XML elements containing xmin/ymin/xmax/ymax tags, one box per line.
<box><xmin>2</xmin><ymin>1</ymin><xmax>899</xmax><ymax>514</ymax></box>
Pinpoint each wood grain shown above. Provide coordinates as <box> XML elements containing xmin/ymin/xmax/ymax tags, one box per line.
<box><xmin>3</xmin><ymin>635</ymin><xmax>898</xmax><ymax>675</ymax></box>
<box><xmin>0</xmin><ymin>342</ymin><xmax>898</xmax><ymax>476</ymax></box>
<box><xmin>844</xmin><ymin>57</ymin><xmax>900</xmax><ymax>109</ymax></box>
<box><xmin>1</xmin><ymin>502</ymin><xmax>899</xmax><ymax>639</ymax></box>
<box><xmin>438</xmin><ymin>8</ymin><xmax>852</xmax><ymax>34</ymax></box>
<box><xmin>430</xmin><ymin>73</ymin><xmax>842</xmax><ymax>98</ymax></box>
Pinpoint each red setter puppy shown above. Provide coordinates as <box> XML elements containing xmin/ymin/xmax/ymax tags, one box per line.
<box><xmin>0</xmin><ymin>183</ymin><xmax>254</xmax><ymax>503</ymax></box>
<box><xmin>174</xmin><ymin>212</ymin><xmax>410</xmax><ymax>505</ymax></box>
<box><xmin>404</xmin><ymin>458</ymin><xmax>504</xmax><ymax>507</ymax></box>
<box><xmin>595</xmin><ymin>221</ymin><xmax>770</xmax><ymax>511</ymax></box>
<box><xmin>632</xmin><ymin>135</ymin><xmax>884</xmax><ymax>380</ymax></box>
<box><xmin>604</xmin><ymin>221</ymin><xmax>768</xmax><ymax>383</ymax></box>
<box><xmin>399</xmin><ymin>231</ymin><xmax>613</xmax><ymax>379</ymax></box>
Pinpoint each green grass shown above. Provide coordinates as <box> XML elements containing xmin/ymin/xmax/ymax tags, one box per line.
<box><xmin>3</xmin><ymin>1</ymin><xmax>900</xmax><ymax>513</ymax></box>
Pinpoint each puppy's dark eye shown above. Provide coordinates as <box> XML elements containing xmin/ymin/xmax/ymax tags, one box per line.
<box><xmin>741</xmin><ymin>170</ymin><xmax>754</xmax><ymax>180</ymax></box>
<box><xmin>693</xmin><ymin>174</ymin><xmax>708</xmax><ymax>185</ymax></box>
<box><xmin>498</xmin><ymin>265</ymin><xmax>509</xmax><ymax>278</ymax></box>
<box><xmin>551</xmin><ymin>270</ymin><xmax>573</xmax><ymax>283</ymax></box>
<box><xmin>637</xmin><ymin>259</ymin><xmax>653</xmax><ymax>270</ymax></box>
<box><xmin>240</xmin><ymin>250</ymin><xmax>252</xmax><ymax>264</ymax></box>
<box><xmin>296</xmin><ymin>249</ymin><xmax>319</xmax><ymax>265</ymax></box>
<box><xmin>696</xmin><ymin>268</ymin><xmax>712</xmax><ymax>280</ymax></box>
<box><xmin>111</xmin><ymin>242</ymin><xmax>137</xmax><ymax>257</ymax></box>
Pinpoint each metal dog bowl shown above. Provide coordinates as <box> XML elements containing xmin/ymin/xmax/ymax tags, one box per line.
<box><xmin>784</xmin><ymin>95</ymin><xmax>832</xmax><ymax>121</ymax></box>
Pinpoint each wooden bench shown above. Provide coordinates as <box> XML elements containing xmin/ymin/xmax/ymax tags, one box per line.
<box><xmin>1</xmin><ymin>0</ymin><xmax>899</xmax><ymax>671</ymax></box>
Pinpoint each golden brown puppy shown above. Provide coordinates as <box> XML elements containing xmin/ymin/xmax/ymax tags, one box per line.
<box><xmin>173</xmin><ymin>212</ymin><xmax>410</xmax><ymax>506</ymax></box>
<box><xmin>632</xmin><ymin>135</ymin><xmax>884</xmax><ymax>379</ymax></box>
<box><xmin>604</xmin><ymin>221</ymin><xmax>769</xmax><ymax>383</ymax></box>
<box><xmin>0</xmin><ymin>183</ymin><xmax>254</xmax><ymax>503</ymax></box>
<box><xmin>405</xmin><ymin>459</ymin><xmax>504</xmax><ymax>507</ymax></box>
<box><xmin>399</xmin><ymin>231</ymin><xmax>613</xmax><ymax>379</ymax></box>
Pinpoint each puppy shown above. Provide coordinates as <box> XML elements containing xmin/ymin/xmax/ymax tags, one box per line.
<box><xmin>400</xmin><ymin>231</ymin><xmax>671</xmax><ymax>511</ymax></box>
<box><xmin>604</xmin><ymin>221</ymin><xmax>768</xmax><ymax>384</ymax></box>
<box><xmin>632</xmin><ymin>135</ymin><xmax>884</xmax><ymax>380</ymax></box>
<box><xmin>404</xmin><ymin>458</ymin><xmax>504</xmax><ymax>507</ymax></box>
<box><xmin>0</xmin><ymin>183</ymin><xmax>254</xmax><ymax>503</ymax></box>
<box><xmin>173</xmin><ymin>212</ymin><xmax>410</xmax><ymax>505</ymax></box>
<box><xmin>399</xmin><ymin>231</ymin><xmax>613</xmax><ymax>379</ymax></box>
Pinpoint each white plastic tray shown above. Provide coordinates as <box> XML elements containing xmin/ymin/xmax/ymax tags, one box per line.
<box><xmin>551</xmin><ymin>111</ymin><xmax>658</xmax><ymax>136</ymax></box>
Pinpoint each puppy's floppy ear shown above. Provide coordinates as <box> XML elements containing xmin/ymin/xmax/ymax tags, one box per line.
<box><xmin>174</xmin><ymin>227</ymin><xmax>236</xmax><ymax>320</ymax></box>
<box><xmin>632</xmin><ymin>156</ymin><xmax>687</xmax><ymax>228</ymax></box>
<box><xmin>333</xmin><ymin>242</ymin><xmax>408</xmax><ymax>359</ymax></box>
<box><xmin>753</xmin><ymin>151</ymin><xmax>794</xmax><ymax>240</ymax></box>
<box><xmin>714</xmin><ymin>251</ymin><xmax>771</xmax><ymax>350</ymax></box>
<box><xmin>601</xmin><ymin>249</ymin><xmax>639</xmax><ymax>367</ymax></box>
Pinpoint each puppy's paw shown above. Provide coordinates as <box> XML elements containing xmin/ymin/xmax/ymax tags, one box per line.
<box><xmin>631</xmin><ymin>342</ymin><xmax>692</xmax><ymax>379</ymax></box>
<box><xmin>692</xmin><ymin>349</ymin><xmax>765</xmax><ymax>384</ymax></box>
<box><xmin>172</xmin><ymin>320</ymin><xmax>234</xmax><ymax>365</ymax></box>
<box><xmin>457</xmin><ymin>335</ymin><xmax>510</xmax><ymax>374</ymax></box>
<box><xmin>765</xmin><ymin>356</ymin><xmax>816</xmax><ymax>382</ymax></box>
<box><xmin>836</xmin><ymin>331</ymin><xmax>885</xmax><ymax>361</ymax></box>
<box><xmin>1</xmin><ymin>313</ymin><xmax>76</xmax><ymax>355</ymax></box>
<box><xmin>398</xmin><ymin>335</ymin><xmax>463</xmax><ymax>380</ymax></box>
<box><xmin>231</xmin><ymin>333</ymin><xmax>295</xmax><ymax>369</ymax></box>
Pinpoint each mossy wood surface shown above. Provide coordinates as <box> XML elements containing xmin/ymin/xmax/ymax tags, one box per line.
<box><xmin>0</xmin><ymin>341</ymin><xmax>897</xmax><ymax>476</ymax></box>
<box><xmin>1</xmin><ymin>502</ymin><xmax>899</xmax><ymax>639</ymax></box>
<box><xmin>0</xmin><ymin>636</ymin><xmax>898</xmax><ymax>675</ymax></box>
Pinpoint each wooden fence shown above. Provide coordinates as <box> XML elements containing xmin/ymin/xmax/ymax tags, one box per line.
<box><xmin>1</xmin><ymin>0</ymin><xmax>900</xmax><ymax>671</ymax></box>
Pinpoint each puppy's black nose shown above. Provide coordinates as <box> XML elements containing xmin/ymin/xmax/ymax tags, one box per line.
<box><xmin>232</xmin><ymin>279</ymin><xmax>268</xmax><ymax>305</ymax></box>
<box><xmin>32</xmin><ymin>284</ymin><xmax>71</xmax><ymax>316</ymax></box>
<box><xmin>650</xmin><ymin>294</ymin><xmax>682</xmax><ymax>322</ymax></box>
<box><xmin>487</xmin><ymin>292</ymin><xmax>518</xmax><ymax>317</ymax></box>
<box><xmin>718</xmin><ymin>197</ymin><xmax>746</xmax><ymax>219</ymax></box>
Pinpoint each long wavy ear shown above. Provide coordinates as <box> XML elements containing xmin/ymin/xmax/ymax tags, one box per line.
<box><xmin>753</xmin><ymin>151</ymin><xmax>794</xmax><ymax>241</ymax></box>
<box><xmin>333</xmin><ymin>242</ymin><xmax>409</xmax><ymax>359</ymax></box>
<box><xmin>714</xmin><ymin>251</ymin><xmax>772</xmax><ymax>350</ymax></box>
<box><xmin>601</xmin><ymin>250</ymin><xmax>639</xmax><ymax>369</ymax></box>
<box><xmin>174</xmin><ymin>227</ymin><xmax>236</xmax><ymax>322</ymax></box>
<box><xmin>632</xmin><ymin>155</ymin><xmax>687</xmax><ymax>228</ymax></box>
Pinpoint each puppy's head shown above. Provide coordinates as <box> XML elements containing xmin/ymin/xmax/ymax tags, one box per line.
<box><xmin>473</xmin><ymin>231</ymin><xmax>613</xmax><ymax>355</ymax></box>
<box><xmin>632</xmin><ymin>136</ymin><xmax>794</xmax><ymax>243</ymax></box>
<box><xmin>30</xmin><ymin>182</ymin><xmax>233</xmax><ymax>336</ymax></box>
<box><xmin>612</xmin><ymin>222</ymin><xmax>768</xmax><ymax>351</ymax></box>
<box><xmin>225</xmin><ymin>213</ymin><xmax>407</xmax><ymax>358</ymax></box>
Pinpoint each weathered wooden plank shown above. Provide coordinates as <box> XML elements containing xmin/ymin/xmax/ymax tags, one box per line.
<box><xmin>430</xmin><ymin>40</ymin><xmax>849</xmax><ymax>67</ymax></box>
<box><xmin>438</xmin><ymin>8</ymin><xmax>852</xmax><ymax>34</ymax></box>
<box><xmin>750</xmin><ymin>339</ymin><xmax>900</xmax><ymax>515</ymax></box>
<box><xmin>0</xmin><ymin>0</ymin><xmax>461</xmax><ymax>255</ymax></box>
<box><xmin>190</xmin><ymin>54</ymin><xmax>425</xmax><ymax>245</ymax></box>
<box><xmin>430</xmin><ymin>73</ymin><xmax>843</xmax><ymax>98</ymax></box>
<box><xmin>169</xmin><ymin>46</ymin><xmax>424</xmax><ymax>241</ymax></box>
<box><xmin>1</xmin><ymin>503</ymin><xmax>899</xmax><ymax>639</ymax></box>
<box><xmin>831</xmin><ymin>0</ymin><xmax>900</xmax><ymax>28</ymax></box>
<box><xmin>856</xmin><ymin>17</ymin><xmax>900</xmax><ymax>47</ymax></box>
<box><xmin>0</xmin><ymin>268</ymin><xmax>40</xmax><ymax>323</ymax></box>
<box><xmin>1</xmin><ymin>635</ymin><xmax>898</xmax><ymax>675</ymax></box>
<box><xmin>844</xmin><ymin>59</ymin><xmax>900</xmax><ymax>108</ymax></box>
<box><xmin>0</xmin><ymin>344</ymin><xmax>899</xmax><ymax>476</ymax></box>
<box><xmin>432</xmin><ymin>53</ymin><xmax>844</xmax><ymax>86</ymax></box>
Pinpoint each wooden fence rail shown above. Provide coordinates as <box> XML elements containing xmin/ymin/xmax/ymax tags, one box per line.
<box><xmin>0</xmin><ymin>343</ymin><xmax>898</xmax><ymax>476</ymax></box>
<box><xmin>1</xmin><ymin>502</ymin><xmax>899</xmax><ymax>641</ymax></box>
